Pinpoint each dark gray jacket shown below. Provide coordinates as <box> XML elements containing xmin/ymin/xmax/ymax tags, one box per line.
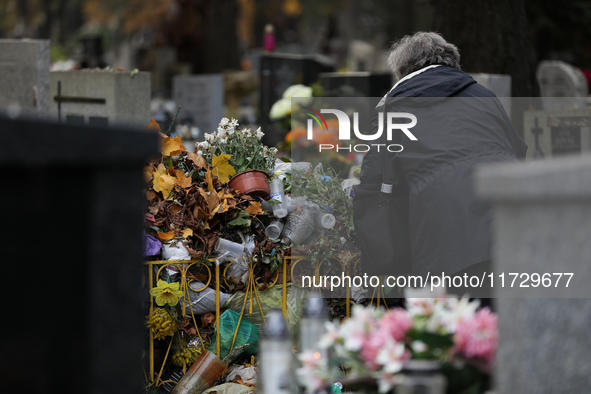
<box><xmin>360</xmin><ymin>66</ymin><xmax>527</xmax><ymax>275</ymax></box>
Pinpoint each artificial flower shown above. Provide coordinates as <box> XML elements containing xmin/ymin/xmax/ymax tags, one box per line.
<box><xmin>147</xmin><ymin>307</ymin><xmax>178</xmax><ymax>340</ymax></box>
<box><xmin>149</xmin><ymin>280</ymin><xmax>185</xmax><ymax>306</ymax></box>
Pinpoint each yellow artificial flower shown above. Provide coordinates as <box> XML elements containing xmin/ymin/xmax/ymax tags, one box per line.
<box><xmin>149</xmin><ymin>280</ymin><xmax>185</xmax><ymax>306</ymax></box>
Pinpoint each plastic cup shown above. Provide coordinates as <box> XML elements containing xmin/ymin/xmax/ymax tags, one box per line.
<box><xmin>265</xmin><ymin>220</ymin><xmax>284</xmax><ymax>240</ymax></box>
<box><xmin>268</xmin><ymin>178</ymin><xmax>288</xmax><ymax>218</ymax></box>
<box><xmin>315</xmin><ymin>213</ymin><xmax>336</xmax><ymax>229</ymax></box>
<box><xmin>282</xmin><ymin>208</ymin><xmax>315</xmax><ymax>245</ymax></box>
<box><xmin>215</xmin><ymin>238</ymin><xmax>245</xmax><ymax>259</ymax></box>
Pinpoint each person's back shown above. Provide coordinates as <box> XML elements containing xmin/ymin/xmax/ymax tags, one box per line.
<box><xmin>360</xmin><ymin>32</ymin><xmax>527</xmax><ymax>277</ymax></box>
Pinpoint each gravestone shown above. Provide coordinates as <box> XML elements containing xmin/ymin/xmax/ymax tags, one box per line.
<box><xmin>259</xmin><ymin>53</ymin><xmax>334</xmax><ymax>146</ymax></box>
<box><xmin>320</xmin><ymin>72</ymin><xmax>392</xmax><ymax>97</ymax></box>
<box><xmin>470</xmin><ymin>73</ymin><xmax>512</xmax><ymax>118</ymax></box>
<box><xmin>0</xmin><ymin>116</ymin><xmax>159</xmax><ymax>394</ymax></box>
<box><xmin>50</xmin><ymin>70</ymin><xmax>151</xmax><ymax>127</ymax></box>
<box><xmin>172</xmin><ymin>74</ymin><xmax>224</xmax><ymax>135</ymax></box>
<box><xmin>0</xmin><ymin>39</ymin><xmax>50</xmax><ymax>117</ymax></box>
<box><xmin>347</xmin><ymin>40</ymin><xmax>377</xmax><ymax>72</ymax></box>
<box><xmin>537</xmin><ymin>60</ymin><xmax>589</xmax><ymax>110</ymax></box>
<box><xmin>476</xmin><ymin>155</ymin><xmax>591</xmax><ymax>394</ymax></box>
<box><xmin>523</xmin><ymin>109</ymin><xmax>591</xmax><ymax>160</ymax></box>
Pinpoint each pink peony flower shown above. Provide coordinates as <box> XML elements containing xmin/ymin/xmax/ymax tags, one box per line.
<box><xmin>454</xmin><ymin>307</ymin><xmax>498</xmax><ymax>367</ymax></box>
<box><xmin>379</xmin><ymin>308</ymin><xmax>413</xmax><ymax>341</ymax></box>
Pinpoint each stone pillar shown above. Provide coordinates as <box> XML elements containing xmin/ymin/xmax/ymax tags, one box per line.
<box><xmin>476</xmin><ymin>155</ymin><xmax>591</xmax><ymax>394</ymax></box>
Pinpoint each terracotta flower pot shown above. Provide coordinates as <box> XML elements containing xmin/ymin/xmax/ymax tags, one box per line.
<box><xmin>228</xmin><ymin>169</ymin><xmax>270</xmax><ymax>199</ymax></box>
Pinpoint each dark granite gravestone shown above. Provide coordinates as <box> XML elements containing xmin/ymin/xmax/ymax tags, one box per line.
<box><xmin>320</xmin><ymin>72</ymin><xmax>393</xmax><ymax>97</ymax></box>
<box><xmin>0</xmin><ymin>116</ymin><xmax>159</xmax><ymax>394</ymax></box>
<box><xmin>259</xmin><ymin>53</ymin><xmax>334</xmax><ymax>147</ymax></box>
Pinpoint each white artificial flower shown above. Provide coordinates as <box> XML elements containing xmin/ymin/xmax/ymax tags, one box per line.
<box><xmin>269</xmin><ymin>97</ymin><xmax>292</xmax><ymax>120</ymax></box>
<box><xmin>227</xmin><ymin>128</ymin><xmax>235</xmax><ymax>135</ymax></box>
<box><xmin>243</xmin><ymin>128</ymin><xmax>252</xmax><ymax>137</ymax></box>
<box><xmin>220</xmin><ymin>138</ymin><xmax>227</xmax><ymax>144</ymax></box>
<box><xmin>270</xmin><ymin>147</ymin><xmax>278</xmax><ymax>154</ymax></box>
<box><xmin>283</xmin><ymin>84</ymin><xmax>313</xmax><ymax>99</ymax></box>
<box><xmin>376</xmin><ymin>339</ymin><xmax>405</xmax><ymax>374</ymax></box>
<box><xmin>256</xmin><ymin>127</ymin><xmax>265</xmax><ymax>139</ymax></box>
<box><xmin>217</xmin><ymin>129</ymin><xmax>227</xmax><ymax>139</ymax></box>
<box><xmin>197</xmin><ymin>150</ymin><xmax>203</xmax><ymax>156</ymax></box>
<box><xmin>204</xmin><ymin>133</ymin><xmax>214</xmax><ymax>143</ymax></box>
<box><xmin>220</xmin><ymin>117</ymin><xmax>229</xmax><ymax>127</ymax></box>
<box><xmin>229</xmin><ymin>118</ymin><xmax>239</xmax><ymax>128</ymax></box>
<box><xmin>199</xmin><ymin>141</ymin><xmax>210</xmax><ymax>150</ymax></box>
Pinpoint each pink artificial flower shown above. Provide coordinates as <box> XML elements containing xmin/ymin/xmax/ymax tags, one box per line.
<box><xmin>360</xmin><ymin>329</ymin><xmax>389</xmax><ymax>370</ymax></box>
<box><xmin>379</xmin><ymin>308</ymin><xmax>413</xmax><ymax>341</ymax></box>
<box><xmin>454</xmin><ymin>307</ymin><xmax>498</xmax><ymax>367</ymax></box>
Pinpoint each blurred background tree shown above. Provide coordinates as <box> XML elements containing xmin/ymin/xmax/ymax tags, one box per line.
<box><xmin>0</xmin><ymin>0</ymin><xmax>588</xmax><ymax>96</ymax></box>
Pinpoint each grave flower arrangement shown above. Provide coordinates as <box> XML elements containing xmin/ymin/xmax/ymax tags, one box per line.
<box><xmin>297</xmin><ymin>295</ymin><xmax>497</xmax><ymax>394</ymax></box>
<box><xmin>196</xmin><ymin>117</ymin><xmax>278</xmax><ymax>177</ymax></box>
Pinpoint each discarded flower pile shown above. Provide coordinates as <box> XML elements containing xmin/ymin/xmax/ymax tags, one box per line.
<box><xmin>144</xmin><ymin>117</ymin><xmax>289</xmax><ymax>390</ymax></box>
<box><xmin>298</xmin><ymin>295</ymin><xmax>497</xmax><ymax>393</ymax></box>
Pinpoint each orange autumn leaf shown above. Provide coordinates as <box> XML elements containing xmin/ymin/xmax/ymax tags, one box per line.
<box><xmin>157</xmin><ymin>230</ymin><xmax>175</xmax><ymax>241</ymax></box>
<box><xmin>181</xmin><ymin>228</ymin><xmax>193</xmax><ymax>238</ymax></box>
<box><xmin>162</xmin><ymin>136</ymin><xmax>186</xmax><ymax>156</ymax></box>
<box><xmin>174</xmin><ymin>169</ymin><xmax>192</xmax><ymax>188</ymax></box>
<box><xmin>187</xmin><ymin>152</ymin><xmax>207</xmax><ymax>169</ymax></box>
<box><xmin>245</xmin><ymin>201</ymin><xmax>264</xmax><ymax>215</ymax></box>
<box><xmin>146</xmin><ymin>118</ymin><xmax>161</xmax><ymax>132</ymax></box>
<box><xmin>152</xmin><ymin>170</ymin><xmax>176</xmax><ymax>199</ymax></box>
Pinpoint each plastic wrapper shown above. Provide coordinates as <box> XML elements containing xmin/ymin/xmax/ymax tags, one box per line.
<box><xmin>144</xmin><ymin>232</ymin><xmax>162</xmax><ymax>256</ymax></box>
<box><xmin>202</xmin><ymin>383</ymin><xmax>255</xmax><ymax>394</ymax></box>
<box><xmin>186</xmin><ymin>282</ymin><xmax>232</xmax><ymax>315</ymax></box>
<box><xmin>163</xmin><ymin>240</ymin><xmax>191</xmax><ymax>261</ymax></box>
<box><xmin>226</xmin><ymin>365</ymin><xmax>257</xmax><ymax>385</ymax></box>
<box><xmin>225</xmin><ymin>284</ymin><xmax>306</xmax><ymax>340</ymax></box>
<box><xmin>341</xmin><ymin>177</ymin><xmax>360</xmax><ymax>199</ymax></box>
<box><xmin>208</xmin><ymin>309</ymin><xmax>260</xmax><ymax>363</ymax></box>
<box><xmin>273</xmin><ymin>160</ymin><xmax>312</xmax><ymax>177</ymax></box>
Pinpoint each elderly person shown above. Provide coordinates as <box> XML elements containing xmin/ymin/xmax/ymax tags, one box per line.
<box><xmin>358</xmin><ymin>32</ymin><xmax>527</xmax><ymax>288</ymax></box>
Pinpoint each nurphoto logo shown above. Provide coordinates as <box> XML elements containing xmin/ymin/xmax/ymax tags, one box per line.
<box><xmin>303</xmin><ymin>107</ymin><xmax>418</xmax><ymax>152</ymax></box>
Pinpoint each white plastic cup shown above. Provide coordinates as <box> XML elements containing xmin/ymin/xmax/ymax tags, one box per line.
<box><xmin>315</xmin><ymin>213</ymin><xmax>335</xmax><ymax>229</ymax></box>
<box><xmin>214</xmin><ymin>238</ymin><xmax>245</xmax><ymax>259</ymax></box>
<box><xmin>265</xmin><ymin>220</ymin><xmax>284</xmax><ymax>240</ymax></box>
<box><xmin>268</xmin><ymin>178</ymin><xmax>288</xmax><ymax>218</ymax></box>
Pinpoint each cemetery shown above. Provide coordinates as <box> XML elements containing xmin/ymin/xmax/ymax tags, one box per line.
<box><xmin>1</xmin><ymin>2</ymin><xmax>591</xmax><ymax>394</ymax></box>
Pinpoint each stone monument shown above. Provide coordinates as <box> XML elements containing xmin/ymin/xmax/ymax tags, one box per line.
<box><xmin>0</xmin><ymin>39</ymin><xmax>50</xmax><ymax>117</ymax></box>
<box><xmin>50</xmin><ymin>69</ymin><xmax>151</xmax><ymax>127</ymax></box>
<box><xmin>476</xmin><ymin>154</ymin><xmax>591</xmax><ymax>394</ymax></box>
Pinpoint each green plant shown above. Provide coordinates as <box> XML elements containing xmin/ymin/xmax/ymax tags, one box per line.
<box><xmin>196</xmin><ymin>118</ymin><xmax>278</xmax><ymax>175</ymax></box>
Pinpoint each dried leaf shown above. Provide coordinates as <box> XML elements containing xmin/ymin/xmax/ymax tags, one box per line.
<box><xmin>146</xmin><ymin>118</ymin><xmax>160</xmax><ymax>132</ymax></box>
<box><xmin>181</xmin><ymin>228</ymin><xmax>193</xmax><ymax>238</ymax></box>
<box><xmin>146</xmin><ymin>190</ymin><xmax>157</xmax><ymax>201</ymax></box>
<box><xmin>169</xmin><ymin>204</ymin><xmax>182</xmax><ymax>215</ymax></box>
<box><xmin>205</xmin><ymin>168</ymin><xmax>215</xmax><ymax>192</ymax></box>
<box><xmin>152</xmin><ymin>171</ymin><xmax>176</xmax><ymax>199</ymax></box>
<box><xmin>212</xmin><ymin>154</ymin><xmax>236</xmax><ymax>184</ymax></box>
<box><xmin>245</xmin><ymin>201</ymin><xmax>263</xmax><ymax>215</ymax></box>
<box><xmin>174</xmin><ymin>169</ymin><xmax>193</xmax><ymax>188</ymax></box>
<box><xmin>187</xmin><ymin>152</ymin><xmax>207</xmax><ymax>168</ymax></box>
<box><xmin>198</xmin><ymin>187</ymin><xmax>220</xmax><ymax>216</ymax></box>
<box><xmin>157</xmin><ymin>230</ymin><xmax>175</xmax><ymax>241</ymax></box>
<box><xmin>162</xmin><ymin>136</ymin><xmax>186</xmax><ymax>156</ymax></box>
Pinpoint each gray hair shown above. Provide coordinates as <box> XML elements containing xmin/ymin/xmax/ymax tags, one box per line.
<box><xmin>387</xmin><ymin>32</ymin><xmax>461</xmax><ymax>80</ymax></box>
